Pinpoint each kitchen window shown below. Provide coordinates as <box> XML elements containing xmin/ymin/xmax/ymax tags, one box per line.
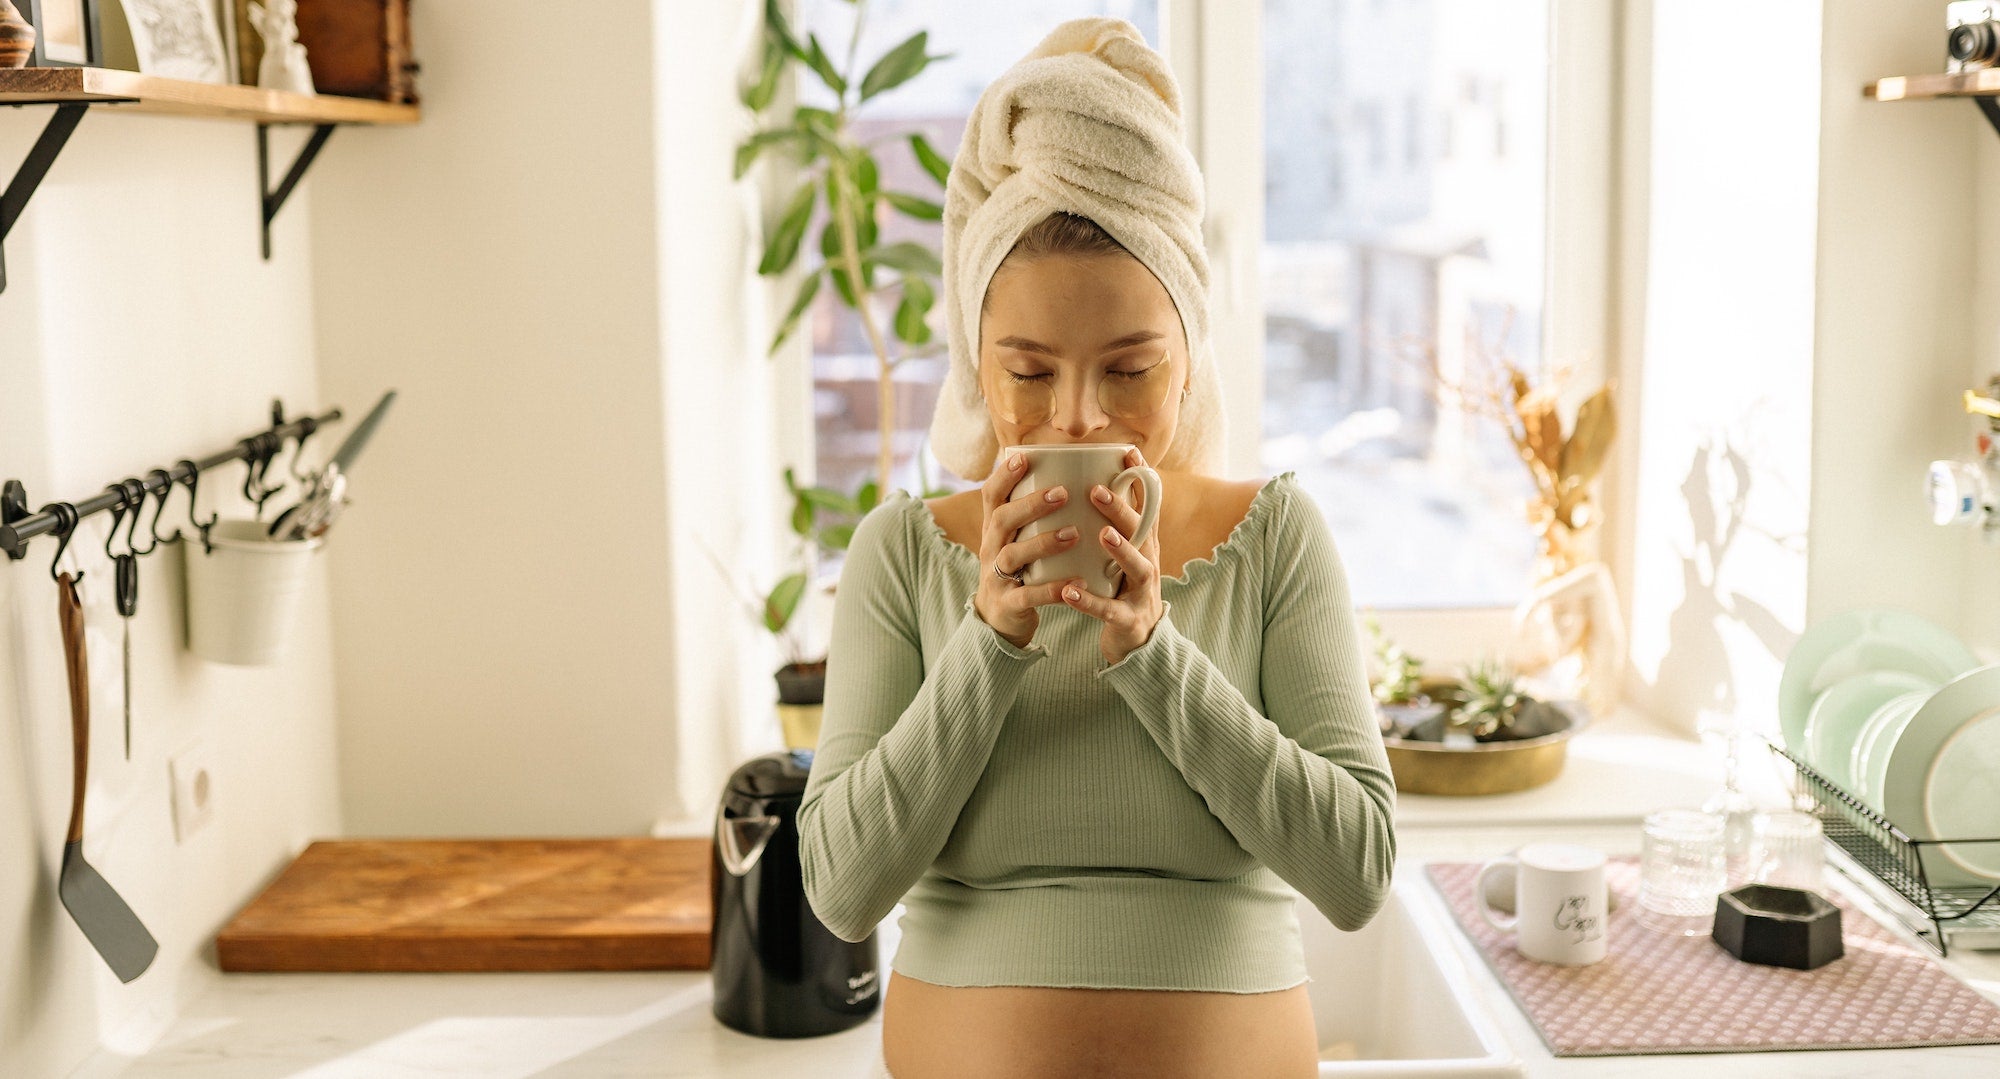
<box><xmin>792</xmin><ymin>0</ymin><xmax>1612</xmax><ymax>652</ymax></box>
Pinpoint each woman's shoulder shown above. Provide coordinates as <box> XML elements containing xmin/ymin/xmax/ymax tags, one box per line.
<box><xmin>920</xmin><ymin>489</ymin><xmax>983</xmax><ymax>553</ymax></box>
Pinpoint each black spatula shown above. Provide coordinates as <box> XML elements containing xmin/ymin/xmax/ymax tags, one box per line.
<box><xmin>56</xmin><ymin>572</ymin><xmax>157</xmax><ymax>982</ymax></box>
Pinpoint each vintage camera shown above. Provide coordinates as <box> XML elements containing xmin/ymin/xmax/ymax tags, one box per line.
<box><xmin>1948</xmin><ymin>1</ymin><xmax>2000</xmax><ymax>73</ymax></box>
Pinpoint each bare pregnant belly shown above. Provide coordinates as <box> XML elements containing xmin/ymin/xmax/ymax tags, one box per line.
<box><xmin>881</xmin><ymin>970</ymin><xmax>1320</xmax><ymax>1079</ymax></box>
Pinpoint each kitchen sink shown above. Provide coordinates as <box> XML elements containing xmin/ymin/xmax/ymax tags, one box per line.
<box><xmin>1297</xmin><ymin>875</ymin><xmax>1522</xmax><ymax>1077</ymax></box>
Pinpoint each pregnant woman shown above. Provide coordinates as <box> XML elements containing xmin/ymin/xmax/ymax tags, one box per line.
<box><xmin>797</xmin><ymin>18</ymin><xmax>1396</xmax><ymax>1079</ymax></box>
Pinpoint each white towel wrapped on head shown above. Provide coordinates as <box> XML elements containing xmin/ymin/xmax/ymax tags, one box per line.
<box><xmin>928</xmin><ymin>17</ymin><xmax>1222</xmax><ymax>483</ymax></box>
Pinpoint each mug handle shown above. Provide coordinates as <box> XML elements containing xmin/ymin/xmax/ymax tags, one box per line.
<box><xmin>1105</xmin><ymin>466</ymin><xmax>1162</xmax><ymax>579</ymax></box>
<box><xmin>1474</xmin><ymin>858</ymin><xmax>1518</xmax><ymax>933</ymax></box>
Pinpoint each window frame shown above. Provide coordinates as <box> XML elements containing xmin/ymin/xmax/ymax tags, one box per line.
<box><xmin>1162</xmin><ymin>0</ymin><xmax>1617</xmax><ymax>663</ymax></box>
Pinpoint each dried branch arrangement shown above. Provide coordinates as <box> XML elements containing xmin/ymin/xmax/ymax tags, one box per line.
<box><xmin>1429</xmin><ymin>338</ymin><xmax>1617</xmax><ymax>579</ymax></box>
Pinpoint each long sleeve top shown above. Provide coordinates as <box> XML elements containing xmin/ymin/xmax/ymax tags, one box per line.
<box><xmin>796</xmin><ymin>471</ymin><xmax>1396</xmax><ymax>992</ymax></box>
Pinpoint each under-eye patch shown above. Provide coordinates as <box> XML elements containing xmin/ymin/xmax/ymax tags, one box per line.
<box><xmin>991</xmin><ymin>351</ymin><xmax>1174</xmax><ymax>426</ymax></box>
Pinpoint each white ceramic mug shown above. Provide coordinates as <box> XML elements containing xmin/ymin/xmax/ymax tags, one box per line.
<box><xmin>1004</xmin><ymin>444</ymin><xmax>1162</xmax><ymax>599</ymax></box>
<box><xmin>1476</xmin><ymin>842</ymin><xmax>1609</xmax><ymax>966</ymax></box>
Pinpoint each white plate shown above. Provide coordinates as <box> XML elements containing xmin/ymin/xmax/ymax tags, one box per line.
<box><xmin>1777</xmin><ymin>610</ymin><xmax>1977</xmax><ymax>755</ymax></box>
<box><xmin>1805</xmin><ymin>671</ymin><xmax>1933</xmax><ymax>791</ymax></box>
<box><xmin>1854</xmin><ymin>689</ymin><xmax>1929</xmax><ymax>809</ymax></box>
<box><xmin>1880</xmin><ymin>665</ymin><xmax>2000</xmax><ymax>884</ymax></box>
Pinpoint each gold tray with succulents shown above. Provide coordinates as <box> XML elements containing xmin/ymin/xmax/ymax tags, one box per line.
<box><xmin>1376</xmin><ymin>675</ymin><xmax>1587</xmax><ymax>796</ymax></box>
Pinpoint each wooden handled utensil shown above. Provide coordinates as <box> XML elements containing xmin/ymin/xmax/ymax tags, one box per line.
<box><xmin>56</xmin><ymin>571</ymin><xmax>157</xmax><ymax>982</ymax></box>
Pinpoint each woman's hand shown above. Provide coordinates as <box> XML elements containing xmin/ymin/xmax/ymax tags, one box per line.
<box><xmin>973</xmin><ymin>449</ymin><xmax>1086</xmax><ymax>650</ymax></box>
<box><xmin>1063</xmin><ymin>446</ymin><xmax>1166</xmax><ymax>666</ymax></box>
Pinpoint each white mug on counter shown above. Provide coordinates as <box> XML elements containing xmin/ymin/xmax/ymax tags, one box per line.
<box><xmin>1476</xmin><ymin>843</ymin><xmax>1609</xmax><ymax>966</ymax></box>
<box><xmin>1004</xmin><ymin>443</ymin><xmax>1161</xmax><ymax>598</ymax></box>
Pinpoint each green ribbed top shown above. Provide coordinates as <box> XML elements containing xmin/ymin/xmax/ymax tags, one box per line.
<box><xmin>797</xmin><ymin>472</ymin><xmax>1396</xmax><ymax>992</ymax></box>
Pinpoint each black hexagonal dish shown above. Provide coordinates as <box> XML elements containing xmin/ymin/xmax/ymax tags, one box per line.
<box><xmin>1712</xmin><ymin>884</ymin><xmax>1844</xmax><ymax>970</ymax></box>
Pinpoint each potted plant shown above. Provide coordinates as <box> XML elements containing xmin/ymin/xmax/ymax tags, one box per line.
<box><xmin>1364</xmin><ymin>614</ymin><xmax>1443</xmax><ymax>738</ymax></box>
<box><xmin>736</xmin><ymin>0</ymin><xmax>954</xmax><ymax>747</ymax></box>
<box><xmin>762</xmin><ymin>469</ymin><xmax>877</xmax><ymax>748</ymax></box>
<box><xmin>1378</xmin><ymin>652</ymin><xmax>1585</xmax><ymax>796</ymax></box>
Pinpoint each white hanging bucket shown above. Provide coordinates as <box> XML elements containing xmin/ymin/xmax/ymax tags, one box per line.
<box><xmin>183</xmin><ymin>518</ymin><xmax>323</xmax><ymax>666</ymax></box>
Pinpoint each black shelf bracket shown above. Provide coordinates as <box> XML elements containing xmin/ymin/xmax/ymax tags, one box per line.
<box><xmin>1975</xmin><ymin>95</ymin><xmax>2000</xmax><ymax>141</ymax></box>
<box><xmin>258</xmin><ymin>122</ymin><xmax>336</xmax><ymax>260</ymax></box>
<box><xmin>0</xmin><ymin>103</ymin><xmax>90</xmax><ymax>295</ymax></box>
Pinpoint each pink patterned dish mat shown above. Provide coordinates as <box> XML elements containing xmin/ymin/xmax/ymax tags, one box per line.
<box><xmin>1426</xmin><ymin>859</ymin><xmax>2000</xmax><ymax>1056</ymax></box>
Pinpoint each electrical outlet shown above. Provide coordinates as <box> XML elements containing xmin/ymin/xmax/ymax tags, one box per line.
<box><xmin>169</xmin><ymin>742</ymin><xmax>217</xmax><ymax>843</ymax></box>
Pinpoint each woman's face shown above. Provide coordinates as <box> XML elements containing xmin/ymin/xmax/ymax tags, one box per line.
<box><xmin>978</xmin><ymin>254</ymin><xmax>1190</xmax><ymax>460</ymax></box>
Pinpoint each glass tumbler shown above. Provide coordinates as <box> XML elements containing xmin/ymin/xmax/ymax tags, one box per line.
<box><xmin>1636</xmin><ymin>807</ymin><xmax>1728</xmax><ymax>936</ymax></box>
<box><xmin>1749</xmin><ymin>809</ymin><xmax>1824</xmax><ymax>893</ymax></box>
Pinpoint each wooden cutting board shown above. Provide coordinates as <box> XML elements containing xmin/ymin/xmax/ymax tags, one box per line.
<box><xmin>216</xmin><ymin>838</ymin><xmax>712</xmax><ymax>972</ymax></box>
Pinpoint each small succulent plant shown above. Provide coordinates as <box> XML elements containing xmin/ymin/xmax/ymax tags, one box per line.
<box><xmin>1453</xmin><ymin>658</ymin><xmax>1525</xmax><ymax>739</ymax></box>
<box><xmin>1364</xmin><ymin>615</ymin><xmax>1426</xmax><ymax>706</ymax></box>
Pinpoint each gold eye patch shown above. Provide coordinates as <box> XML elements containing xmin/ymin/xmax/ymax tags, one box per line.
<box><xmin>990</xmin><ymin>351</ymin><xmax>1175</xmax><ymax>426</ymax></box>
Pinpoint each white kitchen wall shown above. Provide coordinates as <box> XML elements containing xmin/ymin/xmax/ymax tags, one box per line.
<box><xmin>0</xmin><ymin>116</ymin><xmax>342</xmax><ymax>1075</ymax></box>
<box><xmin>307</xmin><ymin>0</ymin><xmax>781</xmax><ymax>840</ymax></box>
<box><xmin>1616</xmin><ymin>0</ymin><xmax>1982</xmax><ymax>738</ymax></box>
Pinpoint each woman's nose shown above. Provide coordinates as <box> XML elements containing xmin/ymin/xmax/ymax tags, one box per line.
<box><xmin>1051</xmin><ymin>380</ymin><xmax>1109</xmax><ymax>436</ymax></box>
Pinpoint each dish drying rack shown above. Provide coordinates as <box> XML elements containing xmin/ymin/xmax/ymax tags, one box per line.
<box><xmin>1765</xmin><ymin>739</ymin><xmax>2000</xmax><ymax>956</ymax></box>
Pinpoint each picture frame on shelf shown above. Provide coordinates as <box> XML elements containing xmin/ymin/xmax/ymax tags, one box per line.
<box><xmin>25</xmin><ymin>0</ymin><xmax>103</xmax><ymax>67</ymax></box>
<box><xmin>121</xmin><ymin>0</ymin><xmax>226</xmax><ymax>83</ymax></box>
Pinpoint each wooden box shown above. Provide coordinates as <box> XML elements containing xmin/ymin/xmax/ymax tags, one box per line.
<box><xmin>251</xmin><ymin>0</ymin><xmax>419</xmax><ymax>104</ymax></box>
<box><xmin>215</xmin><ymin>838</ymin><xmax>712</xmax><ymax>973</ymax></box>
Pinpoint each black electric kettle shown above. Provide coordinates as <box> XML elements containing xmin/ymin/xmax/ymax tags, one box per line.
<box><xmin>711</xmin><ymin>749</ymin><xmax>880</xmax><ymax>1038</ymax></box>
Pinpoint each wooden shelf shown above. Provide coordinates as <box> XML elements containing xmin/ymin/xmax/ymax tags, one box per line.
<box><xmin>1867</xmin><ymin>70</ymin><xmax>2000</xmax><ymax>102</ymax></box>
<box><xmin>0</xmin><ymin>67</ymin><xmax>419</xmax><ymax>125</ymax></box>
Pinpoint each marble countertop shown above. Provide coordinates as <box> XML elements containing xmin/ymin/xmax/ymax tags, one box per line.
<box><xmin>68</xmin><ymin>711</ymin><xmax>2000</xmax><ymax>1078</ymax></box>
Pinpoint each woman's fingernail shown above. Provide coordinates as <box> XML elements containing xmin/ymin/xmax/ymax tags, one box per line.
<box><xmin>1045</xmin><ymin>486</ymin><xmax>1067</xmax><ymax>503</ymax></box>
<box><xmin>1009</xmin><ymin>453</ymin><xmax>1025</xmax><ymax>471</ymax></box>
<box><xmin>1093</xmin><ymin>487</ymin><xmax>1112</xmax><ymax>504</ymax></box>
<box><xmin>1104</xmin><ymin>528</ymin><xmax>1122</xmax><ymax>547</ymax></box>
<box><xmin>1057</xmin><ymin>526</ymin><xmax>1078</xmax><ymax>541</ymax></box>
<box><xmin>1064</xmin><ymin>586</ymin><xmax>1082</xmax><ymax>602</ymax></box>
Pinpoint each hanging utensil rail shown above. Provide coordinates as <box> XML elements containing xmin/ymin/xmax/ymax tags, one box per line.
<box><xmin>0</xmin><ymin>401</ymin><xmax>343</xmax><ymax>562</ymax></box>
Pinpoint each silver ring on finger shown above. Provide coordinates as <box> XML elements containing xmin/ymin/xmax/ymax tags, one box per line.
<box><xmin>994</xmin><ymin>561</ymin><xmax>1025</xmax><ymax>584</ymax></box>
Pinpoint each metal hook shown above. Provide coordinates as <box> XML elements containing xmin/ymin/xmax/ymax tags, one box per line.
<box><xmin>242</xmin><ymin>433</ymin><xmax>282</xmax><ymax>520</ymax></box>
<box><xmin>287</xmin><ymin>417</ymin><xmax>319</xmax><ymax>485</ymax></box>
<box><xmin>42</xmin><ymin>502</ymin><xmax>81</xmax><ymax>583</ymax></box>
<box><xmin>102</xmin><ymin>482</ymin><xmax>133</xmax><ymax>560</ymax></box>
<box><xmin>140</xmin><ymin>469</ymin><xmax>177</xmax><ymax>551</ymax></box>
<box><xmin>123</xmin><ymin>477</ymin><xmax>159</xmax><ymax>557</ymax></box>
<box><xmin>177</xmin><ymin>459</ymin><xmax>216</xmax><ymax>553</ymax></box>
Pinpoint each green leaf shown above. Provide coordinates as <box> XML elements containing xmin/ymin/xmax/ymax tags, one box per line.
<box><xmin>804</xmin><ymin>33</ymin><xmax>847</xmax><ymax>96</ymax></box>
<box><xmin>764</xmin><ymin>572</ymin><xmax>808</xmax><ymax>633</ymax></box>
<box><xmin>856</xmin><ymin>480</ymin><xmax>880</xmax><ymax>513</ymax></box>
<box><xmin>793</xmin><ymin>106</ymin><xmax>840</xmax><ymax>153</ymax></box>
<box><xmin>768</xmin><ymin>270</ymin><xmax>822</xmax><ymax>355</ymax></box>
<box><xmin>758</xmin><ymin>181</ymin><xmax>818</xmax><ymax>275</ymax></box>
<box><xmin>800</xmin><ymin>486</ymin><xmax>858</xmax><ymax>516</ymax></box>
<box><xmin>742</xmin><ymin>40</ymin><xmax>786</xmax><ymax>112</ymax></box>
<box><xmin>820</xmin><ymin>524</ymin><xmax>856</xmax><ymax>551</ymax></box>
<box><xmin>860</xmin><ymin>31</ymin><xmax>938</xmax><ymax>103</ymax></box>
<box><xmin>909</xmin><ymin>133</ymin><xmax>951</xmax><ymax>187</ymax></box>
<box><xmin>855</xmin><ymin>152</ymin><xmax>879</xmax><ymax>198</ymax></box>
<box><xmin>790</xmin><ymin>492</ymin><xmax>814</xmax><ymax>536</ymax></box>
<box><xmin>885</xmin><ymin>191</ymin><xmax>943</xmax><ymax>221</ymax></box>
<box><xmin>829</xmin><ymin>264</ymin><xmax>859</xmax><ymax>307</ymax></box>
<box><xmin>763</xmin><ymin>0</ymin><xmax>806</xmax><ymax>61</ymax></box>
<box><xmin>734</xmin><ymin>128</ymin><xmax>799</xmax><ymax>180</ymax></box>
<box><xmin>893</xmin><ymin>276</ymin><xmax>934</xmax><ymax>345</ymax></box>
<box><xmin>868</xmin><ymin>241</ymin><xmax>942</xmax><ymax>277</ymax></box>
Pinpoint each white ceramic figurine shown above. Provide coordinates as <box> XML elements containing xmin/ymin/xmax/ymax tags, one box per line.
<box><xmin>250</xmin><ymin>0</ymin><xmax>315</xmax><ymax>96</ymax></box>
